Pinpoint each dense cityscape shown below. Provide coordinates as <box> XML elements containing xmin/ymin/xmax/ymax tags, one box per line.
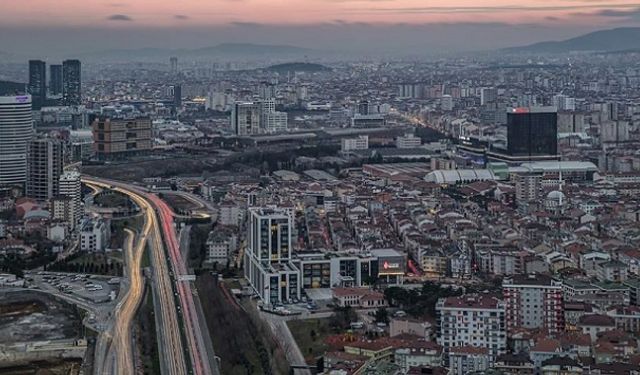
<box><xmin>3</xmin><ymin>3</ymin><xmax>640</xmax><ymax>375</ymax></box>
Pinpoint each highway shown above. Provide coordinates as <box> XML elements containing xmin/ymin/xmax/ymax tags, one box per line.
<box><xmin>84</xmin><ymin>176</ymin><xmax>217</xmax><ymax>375</ymax></box>
<box><xmin>148</xmin><ymin>193</ymin><xmax>217</xmax><ymax>375</ymax></box>
<box><xmin>83</xmin><ymin>177</ymin><xmax>188</xmax><ymax>375</ymax></box>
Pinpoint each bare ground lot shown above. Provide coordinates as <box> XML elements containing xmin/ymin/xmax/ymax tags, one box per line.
<box><xmin>0</xmin><ymin>291</ymin><xmax>82</xmax><ymax>343</ymax></box>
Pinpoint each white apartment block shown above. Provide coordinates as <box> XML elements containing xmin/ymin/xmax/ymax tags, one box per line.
<box><xmin>341</xmin><ymin>135</ymin><xmax>369</xmax><ymax>151</ymax></box>
<box><xmin>436</xmin><ymin>294</ymin><xmax>507</xmax><ymax>362</ymax></box>
<box><xmin>396</xmin><ymin>133</ymin><xmax>422</xmax><ymax>149</ymax></box>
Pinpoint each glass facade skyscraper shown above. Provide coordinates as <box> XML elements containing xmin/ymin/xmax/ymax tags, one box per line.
<box><xmin>49</xmin><ymin>64</ymin><xmax>63</xmax><ymax>96</ymax></box>
<box><xmin>62</xmin><ymin>59</ymin><xmax>81</xmax><ymax>106</ymax></box>
<box><xmin>507</xmin><ymin>107</ymin><xmax>558</xmax><ymax>157</ymax></box>
<box><xmin>28</xmin><ymin>60</ymin><xmax>46</xmax><ymax>109</ymax></box>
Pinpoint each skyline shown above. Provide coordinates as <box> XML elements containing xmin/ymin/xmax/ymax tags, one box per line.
<box><xmin>2</xmin><ymin>1</ymin><xmax>640</xmax><ymax>57</ymax></box>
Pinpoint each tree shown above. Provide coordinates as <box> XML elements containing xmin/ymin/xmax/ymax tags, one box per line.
<box><xmin>374</xmin><ymin>307</ymin><xmax>389</xmax><ymax>324</ymax></box>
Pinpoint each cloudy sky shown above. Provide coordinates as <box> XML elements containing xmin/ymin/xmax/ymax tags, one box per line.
<box><xmin>2</xmin><ymin>0</ymin><xmax>640</xmax><ymax>56</ymax></box>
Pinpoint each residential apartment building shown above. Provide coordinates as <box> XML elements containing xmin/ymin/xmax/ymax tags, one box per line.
<box><xmin>503</xmin><ymin>274</ymin><xmax>564</xmax><ymax>335</ymax></box>
<box><xmin>436</xmin><ymin>294</ymin><xmax>507</xmax><ymax>362</ymax></box>
<box><xmin>26</xmin><ymin>138</ymin><xmax>63</xmax><ymax>201</ymax></box>
<box><xmin>80</xmin><ymin>218</ymin><xmax>111</xmax><ymax>252</ymax></box>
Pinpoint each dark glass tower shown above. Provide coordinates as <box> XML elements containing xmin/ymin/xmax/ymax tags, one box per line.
<box><xmin>507</xmin><ymin>108</ymin><xmax>558</xmax><ymax>157</ymax></box>
<box><xmin>28</xmin><ymin>60</ymin><xmax>46</xmax><ymax>109</ymax></box>
<box><xmin>49</xmin><ymin>64</ymin><xmax>63</xmax><ymax>96</ymax></box>
<box><xmin>62</xmin><ymin>59</ymin><xmax>81</xmax><ymax>106</ymax></box>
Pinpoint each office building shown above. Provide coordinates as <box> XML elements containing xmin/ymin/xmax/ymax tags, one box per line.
<box><xmin>0</xmin><ymin>95</ymin><xmax>33</xmax><ymax>188</ymax></box>
<box><xmin>243</xmin><ymin>207</ymin><xmax>300</xmax><ymax>306</ymax></box>
<box><xmin>92</xmin><ymin>117</ymin><xmax>152</xmax><ymax>160</ymax></box>
<box><xmin>503</xmin><ymin>274</ymin><xmax>564</xmax><ymax>335</ymax></box>
<box><xmin>62</xmin><ymin>60</ymin><xmax>81</xmax><ymax>106</ymax></box>
<box><xmin>231</xmin><ymin>102</ymin><xmax>261</xmax><ymax>136</ymax></box>
<box><xmin>258</xmin><ymin>98</ymin><xmax>287</xmax><ymax>133</ymax></box>
<box><xmin>28</xmin><ymin>60</ymin><xmax>47</xmax><ymax>109</ymax></box>
<box><xmin>171</xmin><ymin>84</ymin><xmax>182</xmax><ymax>108</ymax></box>
<box><xmin>26</xmin><ymin>138</ymin><xmax>64</xmax><ymax>201</ymax></box>
<box><xmin>170</xmin><ymin>57</ymin><xmax>178</xmax><ymax>74</ymax></box>
<box><xmin>506</xmin><ymin>107</ymin><xmax>558</xmax><ymax>157</ymax></box>
<box><xmin>436</xmin><ymin>294</ymin><xmax>507</xmax><ymax>362</ymax></box>
<box><xmin>341</xmin><ymin>135</ymin><xmax>369</xmax><ymax>151</ymax></box>
<box><xmin>396</xmin><ymin>133</ymin><xmax>422</xmax><ymax>149</ymax></box>
<box><xmin>263</xmin><ymin>112</ymin><xmax>288</xmax><ymax>133</ymax></box>
<box><xmin>49</xmin><ymin>64</ymin><xmax>63</xmax><ymax>96</ymax></box>
<box><xmin>58</xmin><ymin>171</ymin><xmax>82</xmax><ymax>229</ymax></box>
<box><xmin>351</xmin><ymin>114</ymin><xmax>386</xmax><ymax>128</ymax></box>
<box><xmin>480</xmin><ymin>87</ymin><xmax>498</xmax><ymax>105</ymax></box>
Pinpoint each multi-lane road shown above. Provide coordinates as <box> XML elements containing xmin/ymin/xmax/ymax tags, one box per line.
<box><xmin>84</xmin><ymin>177</ymin><xmax>188</xmax><ymax>375</ymax></box>
<box><xmin>83</xmin><ymin>176</ymin><xmax>217</xmax><ymax>375</ymax></box>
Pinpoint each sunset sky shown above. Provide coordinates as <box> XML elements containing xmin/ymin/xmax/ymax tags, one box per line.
<box><xmin>2</xmin><ymin>0</ymin><xmax>640</xmax><ymax>56</ymax></box>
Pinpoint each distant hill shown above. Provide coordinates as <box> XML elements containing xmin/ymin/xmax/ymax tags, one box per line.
<box><xmin>266</xmin><ymin>62</ymin><xmax>330</xmax><ymax>73</ymax></box>
<box><xmin>505</xmin><ymin>27</ymin><xmax>640</xmax><ymax>53</ymax></box>
<box><xmin>83</xmin><ymin>43</ymin><xmax>312</xmax><ymax>60</ymax></box>
<box><xmin>194</xmin><ymin>43</ymin><xmax>310</xmax><ymax>55</ymax></box>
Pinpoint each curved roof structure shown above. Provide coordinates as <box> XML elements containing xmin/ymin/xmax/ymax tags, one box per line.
<box><xmin>424</xmin><ymin>169</ymin><xmax>497</xmax><ymax>184</ymax></box>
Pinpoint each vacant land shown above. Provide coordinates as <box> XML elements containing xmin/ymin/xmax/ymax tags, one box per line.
<box><xmin>287</xmin><ymin>318</ymin><xmax>333</xmax><ymax>364</ymax></box>
<box><xmin>0</xmin><ymin>359</ymin><xmax>83</xmax><ymax>375</ymax></box>
<box><xmin>0</xmin><ymin>291</ymin><xmax>82</xmax><ymax>343</ymax></box>
<box><xmin>195</xmin><ymin>273</ymin><xmax>289</xmax><ymax>375</ymax></box>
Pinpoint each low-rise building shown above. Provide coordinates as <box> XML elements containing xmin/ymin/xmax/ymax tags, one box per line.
<box><xmin>332</xmin><ymin>287</ymin><xmax>387</xmax><ymax>309</ymax></box>
<box><xmin>80</xmin><ymin>217</ymin><xmax>111</xmax><ymax>252</ymax></box>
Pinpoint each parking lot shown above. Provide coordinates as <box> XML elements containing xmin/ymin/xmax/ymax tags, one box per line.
<box><xmin>25</xmin><ymin>271</ymin><xmax>120</xmax><ymax>304</ymax></box>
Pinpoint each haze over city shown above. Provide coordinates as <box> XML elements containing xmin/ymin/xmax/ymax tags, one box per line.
<box><xmin>3</xmin><ymin>0</ymin><xmax>640</xmax><ymax>56</ymax></box>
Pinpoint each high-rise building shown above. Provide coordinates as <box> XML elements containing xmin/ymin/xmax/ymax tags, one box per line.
<box><xmin>601</xmin><ymin>120</ymin><xmax>630</xmax><ymax>143</ymax></box>
<box><xmin>436</xmin><ymin>294</ymin><xmax>507</xmax><ymax>363</ymax></box>
<box><xmin>357</xmin><ymin>100</ymin><xmax>370</xmax><ymax>116</ymax></box>
<box><xmin>0</xmin><ymin>95</ymin><xmax>33</xmax><ymax>188</ymax></box>
<box><xmin>244</xmin><ymin>207</ymin><xmax>300</xmax><ymax>305</ymax></box>
<box><xmin>49</xmin><ymin>64</ymin><xmax>63</xmax><ymax>96</ymax></box>
<box><xmin>26</xmin><ymin>138</ymin><xmax>64</xmax><ymax>201</ymax></box>
<box><xmin>57</xmin><ymin>170</ymin><xmax>82</xmax><ymax>229</ymax></box>
<box><xmin>170</xmin><ymin>57</ymin><xmax>178</xmax><ymax>74</ymax></box>
<box><xmin>62</xmin><ymin>60</ymin><xmax>81</xmax><ymax>106</ymax></box>
<box><xmin>503</xmin><ymin>274</ymin><xmax>564</xmax><ymax>335</ymax></box>
<box><xmin>506</xmin><ymin>107</ymin><xmax>558</xmax><ymax>157</ymax></box>
<box><xmin>260</xmin><ymin>99</ymin><xmax>287</xmax><ymax>133</ymax></box>
<box><xmin>514</xmin><ymin>173</ymin><xmax>542</xmax><ymax>202</ymax></box>
<box><xmin>28</xmin><ymin>60</ymin><xmax>47</xmax><ymax>109</ymax></box>
<box><xmin>231</xmin><ymin>102</ymin><xmax>261</xmax><ymax>136</ymax></box>
<box><xmin>172</xmin><ymin>84</ymin><xmax>182</xmax><ymax>109</ymax></box>
<box><xmin>92</xmin><ymin>117</ymin><xmax>152</xmax><ymax>160</ymax></box>
<box><xmin>480</xmin><ymin>87</ymin><xmax>498</xmax><ymax>105</ymax></box>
